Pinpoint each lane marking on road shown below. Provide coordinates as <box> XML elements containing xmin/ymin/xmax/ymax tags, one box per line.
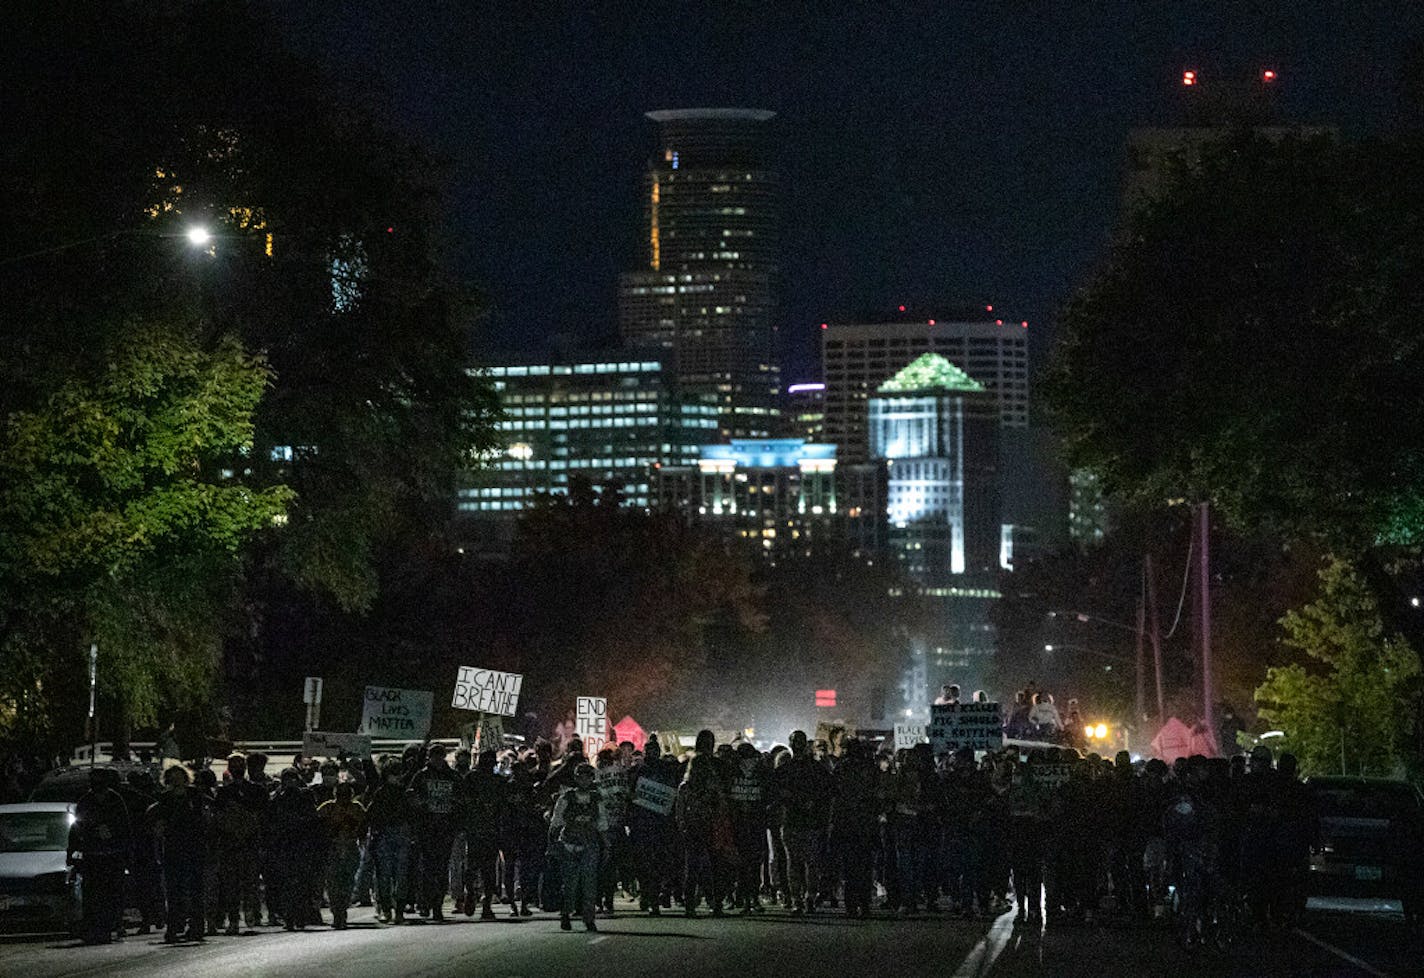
<box><xmin>1293</xmin><ymin>927</ymin><xmax>1392</xmax><ymax>978</ymax></box>
<box><xmin>951</xmin><ymin>909</ymin><xmax>1017</xmax><ymax>978</ymax></box>
<box><xmin>588</xmin><ymin>935</ymin><xmax>608</xmax><ymax>945</ymax></box>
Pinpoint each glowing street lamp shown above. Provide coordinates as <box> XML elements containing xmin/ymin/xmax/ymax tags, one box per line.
<box><xmin>186</xmin><ymin>226</ymin><xmax>213</xmax><ymax>247</ymax></box>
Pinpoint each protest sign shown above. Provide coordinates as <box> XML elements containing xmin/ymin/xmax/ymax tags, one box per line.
<box><xmin>360</xmin><ymin>686</ymin><xmax>433</xmax><ymax>738</ymax></box>
<box><xmin>632</xmin><ymin>776</ymin><xmax>676</xmax><ymax>815</ymax></box>
<box><xmin>894</xmin><ymin>723</ymin><xmax>928</xmax><ymax>750</ymax></box>
<box><xmin>576</xmin><ymin>696</ymin><xmax>608</xmax><ymax>754</ymax></box>
<box><xmin>928</xmin><ymin>702</ymin><xmax>1003</xmax><ymax>752</ymax></box>
<box><xmin>814</xmin><ymin>721</ymin><xmax>855</xmax><ymax>756</ymax></box>
<box><xmin>461</xmin><ymin>714</ymin><xmax>505</xmax><ymax>752</ymax></box>
<box><xmin>303</xmin><ymin>731</ymin><xmax>372</xmax><ymax>758</ymax></box>
<box><xmin>1030</xmin><ymin>762</ymin><xmax>1074</xmax><ymax>789</ymax></box>
<box><xmin>597</xmin><ymin>764</ymin><xmax>631</xmax><ymax>810</ymax></box>
<box><xmin>452</xmin><ymin>667</ymin><xmax>522</xmax><ymax>717</ymax></box>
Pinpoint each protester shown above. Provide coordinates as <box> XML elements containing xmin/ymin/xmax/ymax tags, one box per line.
<box><xmin>549</xmin><ymin>762</ymin><xmax>607</xmax><ymax>932</ymax></box>
<box><xmin>147</xmin><ymin>765</ymin><xmax>210</xmax><ymax>943</ymax></box>
<box><xmin>68</xmin><ymin>768</ymin><xmax>132</xmax><ymax>944</ymax></box>
<box><xmin>317</xmin><ymin>782</ymin><xmax>367</xmax><ymax>929</ymax></box>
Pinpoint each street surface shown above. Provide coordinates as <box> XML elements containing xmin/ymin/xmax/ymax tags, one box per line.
<box><xmin>0</xmin><ymin>900</ymin><xmax>1414</xmax><ymax>978</ymax></box>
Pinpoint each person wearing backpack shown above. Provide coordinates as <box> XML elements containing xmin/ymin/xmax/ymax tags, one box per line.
<box><xmin>549</xmin><ymin>762</ymin><xmax>608</xmax><ymax>932</ymax></box>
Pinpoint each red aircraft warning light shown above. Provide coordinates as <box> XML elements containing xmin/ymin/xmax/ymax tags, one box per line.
<box><xmin>1182</xmin><ymin>70</ymin><xmax>1197</xmax><ymax>87</ymax></box>
<box><xmin>1262</xmin><ymin>69</ymin><xmax>1277</xmax><ymax>83</ymax></box>
<box><xmin>815</xmin><ymin>689</ymin><xmax>837</xmax><ymax>708</ymax></box>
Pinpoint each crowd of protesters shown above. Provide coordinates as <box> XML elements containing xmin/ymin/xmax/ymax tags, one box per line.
<box><xmin>61</xmin><ymin>719</ymin><xmax>1327</xmax><ymax>949</ymax></box>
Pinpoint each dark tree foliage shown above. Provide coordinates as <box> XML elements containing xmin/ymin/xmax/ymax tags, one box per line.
<box><xmin>1046</xmin><ymin>132</ymin><xmax>1424</xmax><ymax>554</ymax></box>
<box><xmin>0</xmin><ymin>2</ymin><xmax>499</xmax><ymax>746</ymax></box>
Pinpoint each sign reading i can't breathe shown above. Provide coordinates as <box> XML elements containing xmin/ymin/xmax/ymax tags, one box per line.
<box><xmin>577</xmin><ymin>696</ymin><xmax>608</xmax><ymax>754</ymax></box>
<box><xmin>451</xmin><ymin>667</ymin><xmax>522</xmax><ymax>716</ymax></box>
<box><xmin>929</xmin><ymin>702</ymin><xmax>1004</xmax><ymax>752</ymax></box>
<box><xmin>360</xmin><ymin>686</ymin><xmax>433</xmax><ymax>738</ymax></box>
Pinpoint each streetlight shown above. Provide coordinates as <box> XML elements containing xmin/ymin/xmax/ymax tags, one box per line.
<box><xmin>185</xmin><ymin>226</ymin><xmax>213</xmax><ymax>247</ymax></box>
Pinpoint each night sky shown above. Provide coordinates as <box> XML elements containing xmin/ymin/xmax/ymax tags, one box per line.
<box><xmin>272</xmin><ymin>2</ymin><xmax>1422</xmax><ymax>383</ymax></box>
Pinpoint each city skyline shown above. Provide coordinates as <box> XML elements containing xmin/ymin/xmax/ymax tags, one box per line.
<box><xmin>273</xmin><ymin>3</ymin><xmax>1423</xmax><ymax>382</ymax></box>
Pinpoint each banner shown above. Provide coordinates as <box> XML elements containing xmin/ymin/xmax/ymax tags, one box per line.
<box><xmin>894</xmin><ymin>723</ymin><xmax>928</xmax><ymax>750</ymax></box>
<box><xmin>632</xmin><ymin>776</ymin><xmax>676</xmax><ymax>815</ymax></box>
<box><xmin>576</xmin><ymin>696</ymin><xmax>608</xmax><ymax>754</ymax></box>
<box><xmin>452</xmin><ymin>667</ymin><xmax>522</xmax><ymax>717</ymax></box>
<box><xmin>929</xmin><ymin>702</ymin><xmax>1003</xmax><ymax>753</ymax></box>
<box><xmin>303</xmin><ymin>731</ymin><xmax>372</xmax><ymax>758</ymax></box>
<box><xmin>814</xmin><ymin>721</ymin><xmax>855</xmax><ymax>756</ymax></box>
<box><xmin>360</xmin><ymin>686</ymin><xmax>433</xmax><ymax>738</ymax></box>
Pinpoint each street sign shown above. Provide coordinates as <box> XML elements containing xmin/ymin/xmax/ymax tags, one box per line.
<box><xmin>303</xmin><ymin>677</ymin><xmax>324</xmax><ymax>705</ymax></box>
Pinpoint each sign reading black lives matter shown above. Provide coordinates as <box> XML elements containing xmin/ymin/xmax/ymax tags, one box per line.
<box><xmin>360</xmin><ymin>686</ymin><xmax>433</xmax><ymax>738</ymax></box>
<box><xmin>929</xmin><ymin>702</ymin><xmax>1003</xmax><ymax>752</ymax></box>
<box><xmin>451</xmin><ymin>667</ymin><xmax>523</xmax><ymax>717</ymax></box>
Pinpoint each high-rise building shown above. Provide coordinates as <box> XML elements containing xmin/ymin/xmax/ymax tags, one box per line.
<box><xmin>868</xmin><ymin>352</ymin><xmax>1003</xmax><ymax>698</ymax></box>
<box><xmin>655</xmin><ymin>438</ymin><xmax>885</xmax><ymax>562</ymax></box>
<box><xmin>868</xmin><ymin>354</ymin><xmax>1001</xmax><ymax>584</ymax></box>
<box><xmin>783</xmin><ymin>382</ymin><xmax>825</xmax><ymax>441</ymax></box>
<box><xmin>822</xmin><ymin>314</ymin><xmax>1029</xmax><ymax>464</ymax></box>
<box><xmin>619</xmin><ymin>108</ymin><xmax>780</xmax><ymax>439</ymax></box>
<box><xmin>457</xmin><ymin>357</ymin><xmax>720</xmax><ymax>537</ymax></box>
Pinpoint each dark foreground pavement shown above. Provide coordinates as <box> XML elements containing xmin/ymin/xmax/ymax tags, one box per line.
<box><xmin>0</xmin><ymin>902</ymin><xmax>1415</xmax><ymax>978</ymax></box>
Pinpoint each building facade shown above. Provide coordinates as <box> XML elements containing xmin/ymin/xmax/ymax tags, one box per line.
<box><xmin>458</xmin><ymin>357</ymin><xmax>719</xmax><ymax>523</ymax></box>
<box><xmin>619</xmin><ymin>108</ymin><xmax>780</xmax><ymax>439</ymax></box>
<box><xmin>783</xmin><ymin>382</ymin><xmax>825</xmax><ymax>441</ymax></box>
<box><xmin>655</xmin><ymin>438</ymin><xmax>885</xmax><ymax>561</ymax></box>
<box><xmin>822</xmin><ymin>315</ymin><xmax>1029</xmax><ymax>464</ymax></box>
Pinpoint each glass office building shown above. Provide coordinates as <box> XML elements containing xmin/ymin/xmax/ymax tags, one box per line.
<box><xmin>458</xmin><ymin>358</ymin><xmax>720</xmax><ymax>518</ymax></box>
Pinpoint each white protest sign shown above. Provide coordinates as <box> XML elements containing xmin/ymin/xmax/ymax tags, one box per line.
<box><xmin>474</xmin><ymin>714</ymin><xmax>504</xmax><ymax>751</ymax></box>
<box><xmin>929</xmin><ymin>702</ymin><xmax>1004</xmax><ymax>753</ymax></box>
<box><xmin>894</xmin><ymin>723</ymin><xmax>928</xmax><ymax>750</ymax></box>
<box><xmin>576</xmin><ymin>696</ymin><xmax>608</xmax><ymax>754</ymax></box>
<box><xmin>632</xmin><ymin>776</ymin><xmax>676</xmax><ymax>815</ymax></box>
<box><xmin>303</xmin><ymin>731</ymin><xmax>372</xmax><ymax>758</ymax></box>
<box><xmin>452</xmin><ymin>667</ymin><xmax>522</xmax><ymax>717</ymax></box>
<box><xmin>360</xmin><ymin>686</ymin><xmax>433</xmax><ymax>738</ymax></box>
<box><xmin>597</xmin><ymin>764</ymin><xmax>631</xmax><ymax>811</ymax></box>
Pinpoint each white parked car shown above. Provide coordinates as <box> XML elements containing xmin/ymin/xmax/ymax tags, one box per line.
<box><xmin>0</xmin><ymin>802</ymin><xmax>80</xmax><ymax>932</ymax></box>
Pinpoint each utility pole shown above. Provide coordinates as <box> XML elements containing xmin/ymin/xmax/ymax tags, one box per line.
<box><xmin>88</xmin><ymin>643</ymin><xmax>98</xmax><ymax>769</ymax></box>
<box><xmin>1145</xmin><ymin>555</ymin><xmax>1165</xmax><ymax>724</ymax></box>
<box><xmin>1135</xmin><ymin>562</ymin><xmax>1147</xmax><ymax>729</ymax></box>
<box><xmin>1199</xmin><ymin>502</ymin><xmax>1216</xmax><ymax>753</ymax></box>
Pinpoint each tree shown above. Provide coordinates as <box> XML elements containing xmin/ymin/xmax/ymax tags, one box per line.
<box><xmin>0</xmin><ymin>322</ymin><xmax>290</xmax><ymax>739</ymax></box>
<box><xmin>1256</xmin><ymin>560</ymin><xmax>1420</xmax><ymax>777</ymax></box>
<box><xmin>1045</xmin><ymin>132</ymin><xmax>1424</xmax><ymax>554</ymax></box>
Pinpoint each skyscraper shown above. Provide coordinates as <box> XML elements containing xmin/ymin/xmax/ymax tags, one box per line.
<box><xmin>821</xmin><ymin>314</ymin><xmax>1029</xmax><ymax>464</ymax></box>
<box><xmin>619</xmin><ymin>108</ymin><xmax>780</xmax><ymax>439</ymax></box>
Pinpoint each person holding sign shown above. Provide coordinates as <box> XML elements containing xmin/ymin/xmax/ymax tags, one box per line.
<box><xmin>549</xmin><ymin>763</ymin><xmax>608</xmax><ymax>932</ymax></box>
<box><xmin>627</xmin><ymin>736</ymin><xmax>678</xmax><ymax>916</ymax></box>
<box><xmin>406</xmin><ymin>745</ymin><xmax>459</xmax><ymax>922</ymax></box>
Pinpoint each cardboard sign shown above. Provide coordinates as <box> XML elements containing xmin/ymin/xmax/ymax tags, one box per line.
<box><xmin>632</xmin><ymin>776</ymin><xmax>676</xmax><ymax>815</ymax></box>
<box><xmin>894</xmin><ymin>723</ymin><xmax>928</xmax><ymax>750</ymax></box>
<box><xmin>452</xmin><ymin>667</ymin><xmax>522</xmax><ymax>717</ymax></box>
<box><xmin>360</xmin><ymin>686</ymin><xmax>433</xmax><ymax>738</ymax></box>
<box><xmin>814</xmin><ymin>721</ymin><xmax>855</xmax><ymax>756</ymax></box>
<box><xmin>929</xmin><ymin>702</ymin><xmax>1003</xmax><ymax>753</ymax></box>
<box><xmin>303</xmin><ymin>731</ymin><xmax>372</xmax><ymax>758</ymax></box>
<box><xmin>576</xmin><ymin>696</ymin><xmax>608</xmax><ymax>755</ymax></box>
<box><xmin>461</xmin><ymin>714</ymin><xmax>506</xmax><ymax>752</ymax></box>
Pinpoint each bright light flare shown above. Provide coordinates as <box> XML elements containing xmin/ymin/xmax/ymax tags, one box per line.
<box><xmin>1182</xmin><ymin>70</ymin><xmax>1197</xmax><ymax>87</ymax></box>
<box><xmin>186</xmin><ymin>226</ymin><xmax>212</xmax><ymax>246</ymax></box>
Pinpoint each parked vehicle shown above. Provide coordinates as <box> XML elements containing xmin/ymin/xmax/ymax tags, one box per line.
<box><xmin>1306</xmin><ymin>776</ymin><xmax>1423</xmax><ymax>925</ymax></box>
<box><xmin>0</xmin><ymin>802</ymin><xmax>80</xmax><ymax>932</ymax></box>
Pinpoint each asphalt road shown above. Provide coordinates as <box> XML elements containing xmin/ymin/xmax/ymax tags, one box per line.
<box><xmin>0</xmin><ymin>901</ymin><xmax>1414</xmax><ymax>978</ymax></box>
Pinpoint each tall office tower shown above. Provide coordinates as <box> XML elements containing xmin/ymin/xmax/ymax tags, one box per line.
<box><xmin>821</xmin><ymin>313</ymin><xmax>1028</xmax><ymax>464</ymax></box>
<box><xmin>868</xmin><ymin>354</ymin><xmax>1001</xmax><ymax>584</ymax></box>
<box><xmin>619</xmin><ymin>108</ymin><xmax>780</xmax><ymax>439</ymax></box>
<box><xmin>783</xmin><ymin>382</ymin><xmax>825</xmax><ymax>441</ymax></box>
